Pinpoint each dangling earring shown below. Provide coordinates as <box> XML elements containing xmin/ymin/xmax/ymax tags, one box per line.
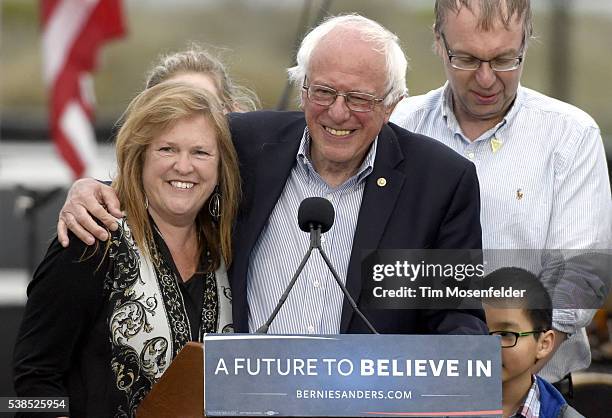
<box><xmin>144</xmin><ymin>196</ymin><xmax>149</xmax><ymax>210</ymax></box>
<box><xmin>209</xmin><ymin>186</ymin><xmax>221</xmax><ymax>221</ymax></box>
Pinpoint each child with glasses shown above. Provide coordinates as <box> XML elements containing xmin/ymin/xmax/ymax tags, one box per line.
<box><xmin>483</xmin><ymin>267</ymin><xmax>584</xmax><ymax>418</ymax></box>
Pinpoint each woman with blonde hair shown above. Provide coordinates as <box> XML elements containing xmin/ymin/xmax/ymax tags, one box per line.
<box><xmin>145</xmin><ymin>44</ymin><xmax>260</xmax><ymax>112</ymax></box>
<box><xmin>13</xmin><ymin>81</ymin><xmax>241</xmax><ymax>417</ymax></box>
<box><xmin>54</xmin><ymin>45</ymin><xmax>260</xmax><ymax>247</ymax></box>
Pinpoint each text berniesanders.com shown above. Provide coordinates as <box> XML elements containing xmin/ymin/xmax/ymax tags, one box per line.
<box><xmin>296</xmin><ymin>389</ymin><xmax>413</xmax><ymax>400</ymax></box>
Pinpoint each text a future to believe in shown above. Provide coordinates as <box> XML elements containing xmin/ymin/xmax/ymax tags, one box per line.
<box><xmin>213</xmin><ymin>357</ymin><xmax>493</xmax><ymax>378</ymax></box>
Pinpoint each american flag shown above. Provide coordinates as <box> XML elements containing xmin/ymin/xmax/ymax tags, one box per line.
<box><xmin>41</xmin><ymin>0</ymin><xmax>125</xmax><ymax>178</ymax></box>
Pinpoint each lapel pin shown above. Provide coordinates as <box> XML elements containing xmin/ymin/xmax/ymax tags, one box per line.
<box><xmin>377</xmin><ymin>177</ymin><xmax>387</xmax><ymax>187</ymax></box>
<box><xmin>516</xmin><ymin>188</ymin><xmax>524</xmax><ymax>200</ymax></box>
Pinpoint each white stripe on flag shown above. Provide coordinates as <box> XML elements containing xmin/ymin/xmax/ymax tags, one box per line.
<box><xmin>42</xmin><ymin>0</ymin><xmax>99</xmax><ymax>85</ymax></box>
<box><xmin>79</xmin><ymin>73</ymin><xmax>96</xmax><ymax>110</ymax></box>
<box><xmin>60</xmin><ymin>100</ymin><xmax>97</xmax><ymax>176</ymax></box>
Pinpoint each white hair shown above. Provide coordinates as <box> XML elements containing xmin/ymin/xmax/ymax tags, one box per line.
<box><xmin>287</xmin><ymin>13</ymin><xmax>408</xmax><ymax>107</ymax></box>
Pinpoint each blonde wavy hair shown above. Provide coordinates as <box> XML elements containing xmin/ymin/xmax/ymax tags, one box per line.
<box><xmin>145</xmin><ymin>45</ymin><xmax>260</xmax><ymax>112</ymax></box>
<box><xmin>112</xmin><ymin>81</ymin><xmax>240</xmax><ymax>270</ymax></box>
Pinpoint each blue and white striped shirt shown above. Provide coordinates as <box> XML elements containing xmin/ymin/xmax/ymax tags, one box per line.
<box><xmin>247</xmin><ymin>129</ymin><xmax>377</xmax><ymax>334</ymax></box>
<box><xmin>390</xmin><ymin>83</ymin><xmax>612</xmax><ymax>381</ymax></box>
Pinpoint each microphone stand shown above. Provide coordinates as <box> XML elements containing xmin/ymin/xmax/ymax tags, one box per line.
<box><xmin>255</xmin><ymin>245</ymin><xmax>313</xmax><ymax>333</ymax></box>
<box><xmin>256</xmin><ymin>223</ymin><xmax>379</xmax><ymax>334</ymax></box>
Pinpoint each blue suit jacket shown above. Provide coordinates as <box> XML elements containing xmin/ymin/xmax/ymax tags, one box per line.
<box><xmin>228</xmin><ymin>111</ymin><xmax>486</xmax><ymax>335</ymax></box>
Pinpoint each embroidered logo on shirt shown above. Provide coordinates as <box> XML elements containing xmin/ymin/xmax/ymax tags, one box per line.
<box><xmin>516</xmin><ymin>188</ymin><xmax>524</xmax><ymax>200</ymax></box>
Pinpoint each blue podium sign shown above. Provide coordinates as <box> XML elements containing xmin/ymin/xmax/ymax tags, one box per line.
<box><xmin>203</xmin><ymin>334</ymin><xmax>501</xmax><ymax>417</ymax></box>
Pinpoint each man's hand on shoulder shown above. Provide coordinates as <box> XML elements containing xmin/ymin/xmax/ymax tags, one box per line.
<box><xmin>58</xmin><ymin>178</ymin><xmax>122</xmax><ymax>247</ymax></box>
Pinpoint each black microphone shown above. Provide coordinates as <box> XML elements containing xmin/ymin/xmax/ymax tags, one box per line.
<box><xmin>298</xmin><ymin>197</ymin><xmax>334</xmax><ymax>250</ymax></box>
<box><xmin>256</xmin><ymin>197</ymin><xmax>378</xmax><ymax>334</ymax></box>
<box><xmin>298</xmin><ymin>197</ymin><xmax>334</xmax><ymax>233</ymax></box>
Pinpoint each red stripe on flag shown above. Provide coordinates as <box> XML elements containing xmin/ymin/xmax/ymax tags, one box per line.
<box><xmin>62</xmin><ymin>0</ymin><xmax>125</xmax><ymax>72</ymax></box>
<box><xmin>40</xmin><ymin>0</ymin><xmax>61</xmax><ymax>27</ymax></box>
<box><xmin>53</xmin><ymin>126</ymin><xmax>86</xmax><ymax>178</ymax></box>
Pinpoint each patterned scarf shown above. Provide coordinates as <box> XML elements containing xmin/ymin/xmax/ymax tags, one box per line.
<box><xmin>103</xmin><ymin>219</ymin><xmax>232</xmax><ymax>417</ymax></box>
